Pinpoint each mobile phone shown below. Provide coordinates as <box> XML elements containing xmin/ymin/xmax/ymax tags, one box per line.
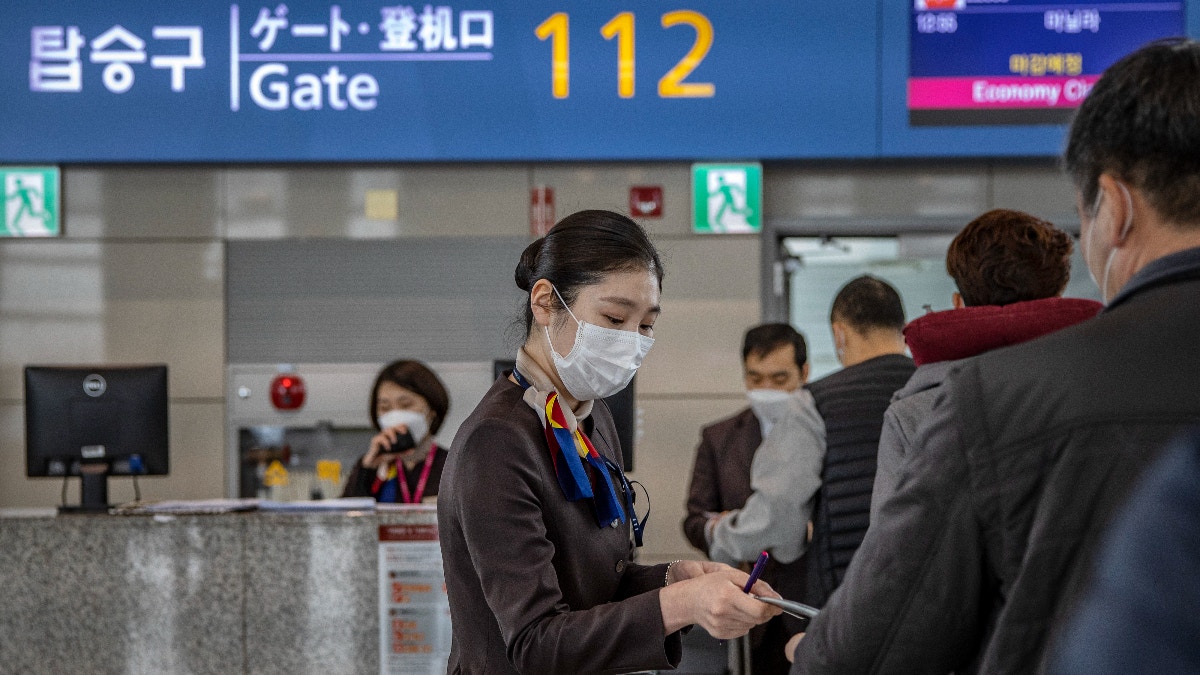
<box><xmin>387</xmin><ymin>430</ymin><xmax>416</xmax><ymax>454</ymax></box>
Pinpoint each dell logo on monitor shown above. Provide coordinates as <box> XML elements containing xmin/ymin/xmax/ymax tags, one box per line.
<box><xmin>83</xmin><ymin>374</ymin><xmax>107</xmax><ymax>397</ymax></box>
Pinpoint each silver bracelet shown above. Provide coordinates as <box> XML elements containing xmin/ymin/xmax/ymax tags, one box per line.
<box><xmin>664</xmin><ymin>560</ymin><xmax>682</xmax><ymax>587</ymax></box>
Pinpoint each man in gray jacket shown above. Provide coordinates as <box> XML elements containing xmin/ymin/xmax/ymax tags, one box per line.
<box><xmin>685</xmin><ymin>323</ymin><xmax>823</xmax><ymax>673</ymax></box>
<box><xmin>870</xmin><ymin>210</ymin><xmax>1102</xmax><ymax>523</ymax></box>
<box><xmin>790</xmin><ymin>38</ymin><xmax>1200</xmax><ymax>673</ymax></box>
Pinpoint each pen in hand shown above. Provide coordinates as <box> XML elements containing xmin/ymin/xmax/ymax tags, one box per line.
<box><xmin>742</xmin><ymin>550</ymin><xmax>769</xmax><ymax>593</ymax></box>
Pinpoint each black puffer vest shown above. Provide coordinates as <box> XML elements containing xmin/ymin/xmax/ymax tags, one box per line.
<box><xmin>806</xmin><ymin>353</ymin><xmax>915</xmax><ymax>607</ymax></box>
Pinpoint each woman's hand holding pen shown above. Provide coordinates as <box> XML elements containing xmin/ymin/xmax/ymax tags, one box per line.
<box><xmin>660</xmin><ymin>562</ymin><xmax>782</xmax><ymax>638</ymax></box>
<box><xmin>665</xmin><ymin>559</ymin><xmax>724</xmax><ymax>584</ymax></box>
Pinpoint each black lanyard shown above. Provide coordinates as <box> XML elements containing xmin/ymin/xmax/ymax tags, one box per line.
<box><xmin>604</xmin><ymin>455</ymin><xmax>648</xmax><ymax>547</ymax></box>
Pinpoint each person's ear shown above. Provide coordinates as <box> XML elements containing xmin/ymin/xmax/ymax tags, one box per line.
<box><xmin>831</xmin><ymin>322</ymin><xmax>846</xmax><ymax>349</ymax></box>
<box><xmin>1096</xmin><ymin>174</ymin><xmax>1135</xmax><ymax>247</ymax></box>
<box><xmin>530</xmin><ymin>279</ymin><xmax>556</xmax><ymax>328</ymax></box>
<box><xmin>800</xmin><ymin>362</ymin><xmax>810</xmax><ymax>384</ymax></box>
<box><xmin>951</xmin><ymin>292</ymin><xmax>964</xmax><ymax>310</ymax></box>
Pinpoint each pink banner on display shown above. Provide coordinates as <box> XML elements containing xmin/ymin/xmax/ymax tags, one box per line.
<box><xmin>908</xmin><ymin>76</ymin><xmax>1101</xmax><ymax>110</ymax></box>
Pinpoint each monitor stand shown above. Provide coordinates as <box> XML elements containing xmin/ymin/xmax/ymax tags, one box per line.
<box><xmin>58</xmin><ymin>466</ymin><xmax>112</xmax><ymax>514</ymax></box>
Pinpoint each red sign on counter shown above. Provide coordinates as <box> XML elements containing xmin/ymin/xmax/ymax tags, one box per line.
<box><xmin>378</xmin><ymin>521</ymin><xmax>450</xmax><ymax>673</ymax></box>
<box><xmin>379</xmin><ymin>524</ymin><xmax>439</xmax><ymax>542</ymax></box>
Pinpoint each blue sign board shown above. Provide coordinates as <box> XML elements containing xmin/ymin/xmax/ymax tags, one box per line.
<box><xmin>908</xmin><ymin>0</ymin><xmax>1184</xmax><ymax>126</ymax></box>
<box><xmin>0</xmin><ymin>1</ymin><xmax>878</xmax><ymax>162</ymax></box>
<box><xmin>0</xmin><ymin>1</ymin><xmax>1195</xmax><ymax>162</ymax></box>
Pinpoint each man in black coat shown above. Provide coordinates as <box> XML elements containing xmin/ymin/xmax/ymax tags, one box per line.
<box><xmin>804</xmin><ymin>276</ymin><xmax>914</xmax><ymax>608</ymax></box>
<box><xmin>789</xmin><ymin>38</ymin><xmax>1200</xmax><ymax>673</ymax></box>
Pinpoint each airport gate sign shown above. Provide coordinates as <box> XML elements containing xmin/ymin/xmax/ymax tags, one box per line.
<box><xmin>1</xmin><ymin>166</ymin><xmax>60</xmax><ymax>237</ymax></box>
<box><xmin>691</xmin><ymin>163</ymin><xmax>762</xmax><ymax>234</ymax></box>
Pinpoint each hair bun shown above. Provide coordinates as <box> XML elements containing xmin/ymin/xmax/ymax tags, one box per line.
<box><xmin>514</xmin><ymin>238</ymin><xmax>545</xmax><ymax>292</ymax></box>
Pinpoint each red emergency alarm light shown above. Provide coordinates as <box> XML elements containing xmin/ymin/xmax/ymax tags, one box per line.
<box><xmin>270</xmin><ymin>373</ymin><xmax>306</xmax><ymax>410</ymax></box>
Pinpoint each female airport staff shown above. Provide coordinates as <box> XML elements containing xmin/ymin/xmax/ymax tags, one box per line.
<box><xmin>437</xmin><ymin>210</ymin><xmax>779</xmax><ymax>673</ymax></box>
<box><xmin>343</xmin><ymin>360</ymin><xmax>449</xmax><ymax>504</ymax></box>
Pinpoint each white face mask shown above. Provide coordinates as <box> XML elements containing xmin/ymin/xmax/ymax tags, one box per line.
<box><xmin>545</xmin><ymin>285</ymin><xmax>655</xmax><ymax>400</ymax></box>
<box><xmin>377</xmin><ymin>409</ymin><xmax>430</xmax><ymax>444</ymax></box>
<box><xmin>1082</xmin><ymin>183</ymin><xmax>1134</xmax><ymax>304</ymax></box>
<box><xmin>746</xmin><ymin>388</ymin><xmax>794</xmax><ymax>425</ymax></box>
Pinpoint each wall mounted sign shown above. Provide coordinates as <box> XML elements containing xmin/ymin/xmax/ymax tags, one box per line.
<box><xmin>0</xmin><ymin>1</ymin><xmax>877</xmax><ymax>161</ymax></box>
<box><xmin>529</xmin><ymin>185</ymin><xmax>555</xmax><ymax>236</ymax></box>
<box><xmin>629</xmin><ymin>185</ymin><xmax>663</xmax><ymax>218</ymax></box>
<box><xmin>691</xmin><ymin>163</ymin><xmax>761</xmax><ymax>234</ymax></box>
<box><xmin>1</xmin><ymin>166</ymin><xmax>60</xmax><ymax>237</ymax></box>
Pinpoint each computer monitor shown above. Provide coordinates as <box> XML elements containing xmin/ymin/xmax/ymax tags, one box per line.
<box><xmin>25</xmin><ymin>365</ymin><xmax>169</xmax><ymax>512</ymax></box>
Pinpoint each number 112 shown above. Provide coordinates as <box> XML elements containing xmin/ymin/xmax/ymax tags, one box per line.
<box><xmin>535</xmin><ymin>11</ymin><xmax>715</xmax><ymax>99</ymax></box>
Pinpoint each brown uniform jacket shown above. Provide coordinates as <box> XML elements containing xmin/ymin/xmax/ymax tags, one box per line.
<box><xmin>438</xmin><ymin>377</ymin><xmax>681</xmax><ymax>674</ymax></box>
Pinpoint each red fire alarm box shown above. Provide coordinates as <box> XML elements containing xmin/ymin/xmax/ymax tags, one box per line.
<box><xmin>270</xmin><ymin>373</ymin><xmax>306</xmax><ymax>410</ymax></box>
<box><xmin>629</xmin><ymin>186</ymin><xmax>664</xmax><ymax>218</ymax></box>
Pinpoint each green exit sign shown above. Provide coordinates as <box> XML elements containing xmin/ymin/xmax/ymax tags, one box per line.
<box><xmin>2</xmin><ymin>166</ymin><xmax>60</xmax><ymax>237</ymax></box>
<box><xmin>691</xmin><ymin>162</ymin><xmax>762</xmax><ymax>234</ymax></box>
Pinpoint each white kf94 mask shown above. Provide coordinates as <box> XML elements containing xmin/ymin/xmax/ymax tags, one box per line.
<box><xmin>545</xmin><ymin>285</ymin><xmax>654</xmax><ymax>400</ymax></box>
<box><xmin>377</xmin><ymin>409</ymin><xmax>429</xmax><ymax>445</ymax></box>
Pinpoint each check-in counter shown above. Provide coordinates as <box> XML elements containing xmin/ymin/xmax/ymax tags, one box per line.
<box><xmin>0</xmin><ymin>508</ymin><xmax>445</xmax><ymax>674</ymax></box>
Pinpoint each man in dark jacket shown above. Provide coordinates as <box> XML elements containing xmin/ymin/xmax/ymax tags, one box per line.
<box><xmin>684</xmin><ymin>323</ymin><xmax>815</xmax><ymax>673</ymax></box>
<box><xmin>789</xmin><ymin>38</ymin><xmax>1200</xmax><ymax>673</ymax></box>
<box><xmin>870</xmin><ymin>210</ymin><xmax>1103</xmax><ymax>522</ymax></box>
<box><xmin>805</xmin><ymin>276</ymin><xmax>915</xmax><ymax>608</ymax></box>
<box><xmin>1048</xmin><ymin>430</ymin><xmax>1200</xmax><ymax>674</ymax></box>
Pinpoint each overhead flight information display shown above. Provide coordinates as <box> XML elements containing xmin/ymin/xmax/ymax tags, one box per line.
<box><xmin>908</xmin><ymin>0</ymin><xmax>1186</xmax><ymax>125</ymax></box>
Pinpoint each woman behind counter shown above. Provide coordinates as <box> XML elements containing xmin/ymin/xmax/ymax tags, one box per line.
<box><xmin>438</xmin><ymin>210</ymin><xmax>779</xmax><ymax>674</ymax></box>
<box><xmin>343</xmin><ymin>360</ymin><xmax>449</xmax><ymax>504</ymax></box>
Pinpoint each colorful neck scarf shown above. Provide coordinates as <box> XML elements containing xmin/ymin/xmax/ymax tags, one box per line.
<box><xmin>512</xmin><ymin>366</ymin><xmax>645</xmax><ymax>544</ymax></box>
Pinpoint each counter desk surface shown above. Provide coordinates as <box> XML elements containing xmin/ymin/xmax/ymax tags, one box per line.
<box><xmin>0</xmin><ymin>508</ymin><xmax>438</xmax><ymax>675</ymax></box>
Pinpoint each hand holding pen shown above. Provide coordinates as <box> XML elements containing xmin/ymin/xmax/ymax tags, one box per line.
<box><xmin>743</xmin><ymin>550</ymin><xmax>770</xmax><ymax>593</ymax></box>
<box><xmin>659</xmin><ymin>559</ymin><xmax>781</xmax><ymax>639</ymax></box>
<box><xmin>740</xmin><ymin>550</ymin><xmax>823</xmax><ymax>620</ymax></box>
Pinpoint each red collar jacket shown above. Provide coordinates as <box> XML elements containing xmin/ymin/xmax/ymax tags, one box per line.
<box><xmin>904</xmin><ymin>296</ymin><xmax>1104</xmax><ymax>366</ymax></box>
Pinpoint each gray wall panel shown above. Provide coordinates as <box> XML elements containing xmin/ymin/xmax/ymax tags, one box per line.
<box><xmin>227</xmin><ymin>238</ymin><xmax>529</xmax><ymax>363</ymax></box>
